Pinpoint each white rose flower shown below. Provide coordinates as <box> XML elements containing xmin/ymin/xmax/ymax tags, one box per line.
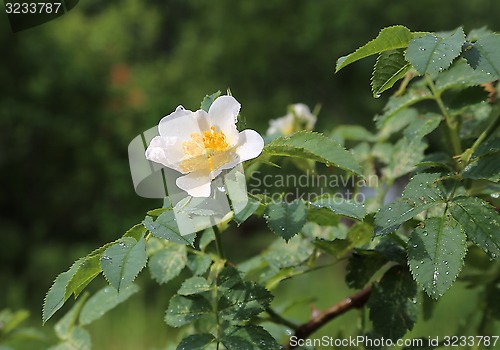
<box><xmin>266</xmin><ymin>103</ymin><xmax>317</xmax><ymax>136</ymax></box>
<box><xmin>145</xmin><ymin>96</ymin><xmax>264</xmax><ymax>197</ymax></box>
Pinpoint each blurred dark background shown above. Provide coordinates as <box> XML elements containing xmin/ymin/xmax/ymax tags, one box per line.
<box><xmin>1</xmin><ymin>0</ymin><xmax>500</xmax><ymax>348</ymax></box>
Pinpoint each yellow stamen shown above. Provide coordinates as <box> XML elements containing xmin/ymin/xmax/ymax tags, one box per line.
<box><xmin>180</xmin><ymin>126</ymin><xmax>233</xmax><ymax>172</ymax></box>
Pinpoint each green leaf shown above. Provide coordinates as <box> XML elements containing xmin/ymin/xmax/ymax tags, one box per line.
<box><xmin>264</xmin><ymin>200</ymin><xmax>307</xmax><ymax>241</ymax></box>
<box><xmin>263</xmin><ymin>131</ymin><xmax>363</xmax><ymax>175</ymax></box>
<box><xmin>336</xmin><ymin>26</ymin><xmax>412</xmax><ymax>72</ymax></box>
<box><xmin>187</xmin><ymin>253</ymin><xmax>212</xmax><ymax>276</ymax></box>
<box><xmin>263</xmin><ymin>236</ymin><xmax>314</xmax><ymax>268</ymax></box>
<box><xmin>346</xmin><ymin>250</ymin><xmax>387</xmax><ymax>289</ymax></box>
<box><xmin>177</xmin><ymin>334</ymin><xmax>216</xmax><ymax>350</ymax></box>
<box><xmin>403</xmin><ymin>113</ymin><xmax>442</xmax><ymax>140</ymax></box>
<box><xmin>473</xmin><ymin>137</ymin><xmax>500</xmax><ymax>157</ymax></box>
<box><xmin>43</xmin><ymin>260</ymin><xmax>83</xmax><ymax>324</ymax></box>
<box><xmin>462</xmin><ymin>152</ymin><xmax>500</xmax><ymax>182</ymax></box>
<box><xmin>382</xmin><ymin>137</ymin><xmax>427</xmax><ymax>179</ymax></box>
<box><xmin>216</xmin><ymin>266</ymin><xmax>243</xmax><ymax>290</ymax></box>
<box><xmin>408</xmin><ymin>216</ymin><xmax>467</xmax><ymax>299</ymax></box>
<box><xmin>218</xmin><ymin>281</ymin><xmax>273</xmax><ymax>321</ymax></box>
<box><xmin>330</xmin><ymin>125</ymin><xmax>375</xmax><ymax>144</ymax></box>
<box><xmin>200</xmin><ymin>91</ymin><xmax>221</xmax><ymax>112</ymax></box>
<box><xmin>79</xmin><ymin>284</ymin><xmax>139</xmax><ymax>326</ymax></box>
<box><xmin>375</xmin><ymin>90</ymin><xmax>433</xmax><ymax>134</ymax></box>
<box><xmin>144</xmin><ymin>210</ymin><xmax>196</xmax><ymax>245</ymax></box>
<box><xmin>450</xmin><ymin>196</ymin><xmax>500</xmax><ymax>259</ymax></box>
<box><xmin>222</xmin><ymin>325</ymin><xmax>281</xmax><ymax>350</ymax></box>
<box><xmin>371</xmin><ymin>49</ymin><xmax>412</xmax><ymax>97</ymax></box>
<box><xmin>146</xmin><ymin>208</ymin><xmax>169</xmax><ymax>217</ymax></box>
<box><xmin>368</xmin><ymin>266</ymin><xmax>418</xmax><ymax>340</ymax></box>
<box><xmin>54</xmin><ymin>293</ymin><xmax>88</xmax><ymax>340</ymax></box>
<box><xmin>234</xmin><ymin>198</ymin><xmax>260</xmax><ymax>225</ymax></box>
<box><xmin>306</xmin><ymin>207</ymin><xmax>340</xmax><ymax>226</ymax></box>
<box><xmin>65</xmin><ymin>255</ymin><xmax>101</xmax><ymax>300</ymax></box>
<box><xmin>199</xmin><ymin>228</ymin><xmax>215</xmax><ymax>251</ymax></box>
<box><xmin>48</xmin><ymin>327</ymin><xmax>91</xmax><ymax>350</ymax></box>
<box><xmin>149</xmin><ymin>245</ymin><xmax>187</xmax><ymax>285</ymax></box>
<box><xmin>375</xmin><ymin>237</ymin><xmax>407</xmax><ymax>264</ymax></box>
<box><xmin>309</xmin><ymin>195</ymin><xmax>366</xmax><ymax>221</ymax></box>
<box><xmin>165</xmin><ymin>295</ymin><xmax>213</xmax><ymax>327</ymax></box>
<box><xmin>463</xmin><ymin>34</ymin><xmax>500</xmax><ymax>79</ymax></box>
<box><xmin>0</xmin><ymin>309</ymin><xmax>29</xmax><ymax>334</ymax></box>
<box><xmin>123</xmin><ymin>223</ymin><xmax>147</xmax><ymax>241</ymax></box>
<box><xmin>313</xmin><ymin>222</ymin><xmax>373</xmax><ymax>258</ymax></box>
<box><xmin>178</xmin><ymin>277</ymin><xmax>212</xmax><ymax>296</ymax></box>
<box><xmin>435</xmin><ymin>58</ymin><xmax>495</xmax><ymax>92</ymax></box>
<box><xmin>100</xmin><ymin>236</ymin><xmax>147</xmax><ymax>292</ymax></box>
<box><xmin>406</xmin><ymin>27</ymin><xmax>465</xmax><ymax>75</ymax></box>
<box><xmin>374</xmin><ymin>173</ymin><xmax>446</xmax><ymax>236</ymax></box>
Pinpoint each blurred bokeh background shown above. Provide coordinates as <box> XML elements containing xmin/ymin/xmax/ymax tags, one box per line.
<box><xmin>1</xmin><ymin>0</ymin><xmax>500</xmax><ymax>348</ymax></box>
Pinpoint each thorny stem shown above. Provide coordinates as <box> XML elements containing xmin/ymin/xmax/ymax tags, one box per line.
<box><xmin>425</xmin><ymin>75</ymin><xmax>463</xmax><ymax>157</ymax></box>
<box><xmin>284</xmin><ymin>286</ymin><xmax>373</xmax><ymax>349</ymax></box>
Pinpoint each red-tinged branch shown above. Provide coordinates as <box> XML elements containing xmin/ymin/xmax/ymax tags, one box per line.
<box><xmin>285</xmin><ymin>286</ymin><xmax>372</xmax><ymax>349</ymax></box>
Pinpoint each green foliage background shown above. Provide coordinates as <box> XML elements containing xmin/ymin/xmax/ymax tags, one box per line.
<box><xmin>1</xmin><ymin>0</ymin><xmax>500</xmax><ymax>348</ymax></box>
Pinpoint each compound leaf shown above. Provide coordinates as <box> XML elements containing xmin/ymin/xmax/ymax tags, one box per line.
<box><xmin>222</xmin><ymin>325</ymin><xmax>281</xmax><ymax>350</ymax></box>
<box><xmin>374</xmin><ymin>173</ymin><xmax>446</xmax><ymax>235</ymax></box>
<box><xmin>218</xmin><ymin>282</ymin><xmax>272</xmax><ymax>321</ymax></box>
<box><xmin>408</xmin><ymin>216</ymin><xmax>467</xmax><ymax>299</ymax></box>
<box><xmin>435</xmin><ymin>58</ymin><xmax>495</xmax><ymax>92</ymax></box>
<box><xmin>450</xmin><ymin>196</ymin><xmax>500</xmax><ymax>259</ymax></box>
<box><xmin>149</xmin><ymin>245</ymin><xmax>187</xmax><ymax>285</ymax></box>
<box><xmin>100</xmin><ymin>236</ymin><xmax>147</xmax><ymax>292</ymax></box>
<box><xmin>309</xmin><ymin>195</ymin><xmax>366</xmax><ymax>221</ymax></box>
<box><xmin>264</xmin><ymin>200</ymin><xmax>307</xmax><ymax>241</ymax></box>
<box><xmin>43</xmin><ymin>260</ymin><xmax>83</xmax><ymax>324</ymax></box>
<box><xmin>346</xmin><ymin>250</ymin><xmax>387</xmax><ymax>289</ymax></box>
<box><xmin>263</xmin><ymin>131</ymin><xmax>363</xmax><ymax>175</ymax></box>
<box><xmin>165</xmin><ymin>295</ymin><xmax>213</xmax><ymax>327</ymax></box>
<box><xmin>79</xmin><ymin>284</ymin><xmax>139</xmax><ymax>326</ymax></box>
<box><xmin>368</xmin><ymin>265</ymin><xmax>418</xmax><ymax>340</ymax></box>
<box><xmin>406</xmin><ymin>27</ymin><xmax>465</xmax><ymax>75</ymax></box>
<box><xmin>178</xmin><ymin>277</ymin><xmax>212</xmax><ymax>296</ymax></box>
<box><xmin>177</xmin><ymin>334</ymin><xmax>216</xmax><ymax>350</ymax></box>
<box><xmin>463</xmin><ymin>33</ymin><xmax>500</xmax><ymax>79</ymax></box>
<box><xmin>144</xmin><ymin>210</ymin><xmax>196</xmax><ymax>245</ymax></box>
<box><xmin>372</xmin><ymin>49</ymin><xmax>412</xmax><ymax>97</ymax></box>
<box><xmin>336</xmin><ymin>25</ymin><xmax>412</xmax><ymax>72</ymax></box>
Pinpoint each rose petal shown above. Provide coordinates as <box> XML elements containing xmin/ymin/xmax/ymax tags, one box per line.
<box><xmin>158</xmin><ymin>106</ymin><xmax>204</xmax><ymax>141</ymax></box>
<box><xmin>176</xmin><ymin>171</ymin><xmax>213</xmax><ymax>198</ymax></box>
<box><xmin>235</xmin><ymin>129</ymin><xmax>265</xmax><ymax>162</ymax></box>
<box><xmin>207</xmin><ymin>96</ymin><xmax>240</xmax><ymax>144</ymax></box>
<box><xmin>145</xmin><ymin>136</ymin><xmax>184</xmax><ymax>171</ymax></box>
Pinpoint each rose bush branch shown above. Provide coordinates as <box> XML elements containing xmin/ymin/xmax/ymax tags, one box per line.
<box><xmin>284</xmin><ymin>286</ymin><xmax>373</xmax><ymax>350</ymax></box>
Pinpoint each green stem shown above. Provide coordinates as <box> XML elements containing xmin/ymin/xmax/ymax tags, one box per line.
<box><xmin>463</xmin><ymin>107</ymin><xmax>500</xmax><ymax>164</ymax></box>
<box><xmin>425</xmin><ymin>75</ymin><xmax>463</xmax><ymax>157</ymax></box>
<box><xmin>213</xmin><ymin>224</ymin><xmax>226</xmax><ymax>261</ymax></box>
<box><xmin>375</xmin><ymin>177</ymin><xmax>395</xmax><ymax>207</ymax></box>
<box><xmin>214</xmin><ymin>284</ymin><xmax>221</xmax><ymax>350</ymax></box>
